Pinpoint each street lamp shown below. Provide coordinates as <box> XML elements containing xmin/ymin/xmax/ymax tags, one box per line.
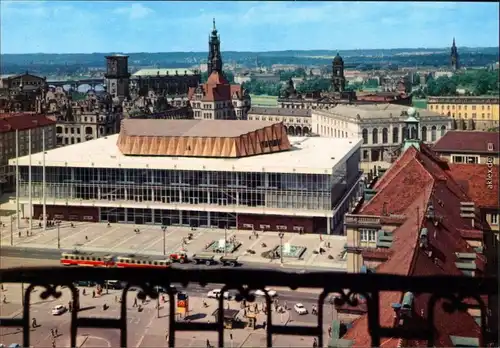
<box><xmin>162</xmin><ymin>226</ymin><xmax>167</xmax><ymax>256</ymax></box>
<box><xmin>278</xmin><ymin>232</ymin><xmax>284</xmax><ymax>264</ymax></box>
<box><xmin>57</xmin><ymin>221</ymin><xmax>61</xmax><ymax>249</ymax></box>
<box><xmin>224</xmin><ymin>226</ymin><xmax>228</xmax><ymax>256</ymax></box>
<box><xmin>10</xmin><ymin>215</ymin><xmax>14</xmax><ymax>246</ymax></box>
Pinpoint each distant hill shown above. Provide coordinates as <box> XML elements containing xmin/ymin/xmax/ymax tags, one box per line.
<box><xmin>1</xmin><ymin>48</ymin><xmax>498</xmax><ymax>75</ymax></box>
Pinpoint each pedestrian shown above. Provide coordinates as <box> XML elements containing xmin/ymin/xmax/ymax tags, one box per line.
<box><xmin>313</xmin><ymin>338</ymin><xmax>318</xmax><ymax>348</ymax></box>
<box><xmin>18</xmin><ymin>231</ymin><xmax>21</xmax><ymax>237</ymax></box>
<box><xmin>115</xmin><ymin>295</ymin><xmax>118</xmax><ymax>303</ymax></box>
<box><xmin>2</xmin><ymin>295</ymin><xmax>6</xmax><ymax>303</ymax></box>
<box><xmin>50</xmin><ymin>328</ymin><xmax>54</xmax><ymax>337</ymax></box>
<box><xmin>55</xmin><ymin>328</ymin><xmax>58</xmax><ymax>336</ymax></box>
<box><xmin>92</xmin><ymin>290</ymin><xmax>95</xmax><ymax>298</ymax></box>
<box><xmin>165</xmin><ymin>331</ymin><xmax>169</xmax><ymax>341</ymax></box>
<box><xmin>133</xmin><ymin>298</ymin><xmax>138</xmax><ymax>307</ymax></box>
<box><xmin>206</xmin><ymin>339</ymin><xmax>211</xmax><ymax>348</ymax></box>
<box><xmin>328</xmin><ymin>326</ymin><xmax>332</xmax><ymax>337</ymax></box>
<box><xmin>32</xmin><ymin>318</ymin><xmax>37</xmax><ymax>328</ymax></box>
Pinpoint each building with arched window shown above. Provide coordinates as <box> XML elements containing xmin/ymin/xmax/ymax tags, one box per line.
<box><xmin>247</xmin><ymin>107</ymin><xmax>312</xmax><ymax>136</ymax></box>
<box><xmin>311</xmin><ymin>104</ymin><xmax>451</xmax><ymax>167</ymax></box>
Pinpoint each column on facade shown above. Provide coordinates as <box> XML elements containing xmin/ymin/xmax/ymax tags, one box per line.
<box><xmin>206</xmin><ymin>172</ymin><xmax>211</xmax><ymax>203</ymax></box>
<box><xmin>327</xmin><ymin>217</ymin><xmax>331</xmax><ymax>235</ymax></box>
<box><xmin>70</xmin><ymin>168</ymin><xmax>75</xmax><ymax>199</ymax></box>
<box><xmin>97</xmin><ymin>168</ymin><xmax>101</xmax><ymax>200</ymax></box>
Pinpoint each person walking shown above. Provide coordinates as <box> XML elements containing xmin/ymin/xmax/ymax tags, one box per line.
<box><xmin>133</xmin><ymin>298</ymin><xmax>138</xmax><ymax>307</ymax></box>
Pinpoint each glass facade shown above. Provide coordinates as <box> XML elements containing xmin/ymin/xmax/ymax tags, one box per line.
<box><xmin>19</xmin><ymin>167</ymin><xmax>336</xmax><ymax>211</ymax></box>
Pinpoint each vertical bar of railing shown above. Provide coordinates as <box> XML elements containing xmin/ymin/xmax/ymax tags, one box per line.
<box><xmin>368</xmin><ymin>291</ymin><xmax>381</xmax><ymax>347</ymax></box>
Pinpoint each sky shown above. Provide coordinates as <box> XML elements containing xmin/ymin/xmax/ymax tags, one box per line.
<box><xmin>1</xmin><ymin>1</ymin><xmax>499</xmax><ymax>54</ymax></box>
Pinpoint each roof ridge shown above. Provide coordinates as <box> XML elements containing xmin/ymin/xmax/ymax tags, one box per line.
<box><xmin>374</xmin><ymin>147</ymin><xmax>417</xmax><ymax>191</ymax></box>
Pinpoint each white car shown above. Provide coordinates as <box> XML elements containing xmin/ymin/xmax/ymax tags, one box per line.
<box><xmin>207</xmin><ymin>289</ymin><xmax>231</xmax><ymax>299</ymax></box>
<box><xmin>51</xmin><ymin>305</ymin><xmax>66</xmax><ymax>316</ymax></box>
<box><xmin>294</xmin><ymin>303</ymin><xmax>308</xmax><ymax>315</ymax></box>
<box><xmin>254</xmin><ymin>288</ymin><xmax>277</xmax><ymax>298</ymax></box>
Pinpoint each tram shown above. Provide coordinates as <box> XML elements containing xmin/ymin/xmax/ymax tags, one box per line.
<box><xmin>60</xmin><ymin>251</ymin><xmax>171</xmax><ymax>269</ymax></box>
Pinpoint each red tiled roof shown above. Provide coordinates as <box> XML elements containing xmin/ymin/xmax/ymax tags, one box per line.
<box><xmin>447</xmin><ymin>163</ymin><xmax>499</xmax><ymax>209</ymax></box>
<box><xmin>433</xmin><ymin>130</ymin><xmax>499</xmax><ymax>154</ymax></box>
<box><xmin>344</xmin><ymin>142</ymin><xmax>487</xmax><ymax>347</ymax></box>
<box><xmin>188</xmin><ymin>72</ymin><xmax>243</xmax><ymax>103</ymax></box>
<box><xmin>0</xmin><ymin>114</ymin><xmax>55</xmax><ymax>133</ymax></box>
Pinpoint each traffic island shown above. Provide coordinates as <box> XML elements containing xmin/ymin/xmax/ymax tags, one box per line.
<box><xmin>262</xmin><ymin>244</ymin><xmax>307</xmax><ymax>260</ymax></box>
<box><xmin>204</xmin><ymin>239</ymin><xmax>242</xmax><ymax>254</ymax></box>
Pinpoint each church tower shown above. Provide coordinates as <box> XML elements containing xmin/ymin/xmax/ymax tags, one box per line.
<box><xmin>105</xmin><ymin>55</ymin><xmax>130</xmax><ymax>100</ymax></box>
<box><xmin>207</xmin><ymin>19</ymin><xmax>223</xmax><ymax>75</ymax></box>
<box><xmin>331</xmin><ymin>53</ymin><xmax>346</xmax><ymax>92</ymax></box>
<box><xmin>450</xmin><ymin>38</ymin><xmax>459</xmax><ymax>71</ymax></box>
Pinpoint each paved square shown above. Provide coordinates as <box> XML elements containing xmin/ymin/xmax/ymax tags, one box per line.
<box><xmin>1</xmin><ymin>219</ymin><xmax>347</xmax><ymax>269</ymax></box>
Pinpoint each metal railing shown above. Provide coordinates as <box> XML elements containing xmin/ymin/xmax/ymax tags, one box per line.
<box><xmin>0</xmin><ymin>267</ymin><xmax>497</xmax><ymax>347</ymax></box>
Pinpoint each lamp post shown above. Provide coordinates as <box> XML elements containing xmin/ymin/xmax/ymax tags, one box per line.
<box><xmin>162</xmin><ymin>226</ymin><xmax>166</xmax><ymax>256</ymax></box>
<box><xmin>10</xmin><ymin>215</ymin><xmax>14</xmax><ymax>246</ymax></box>
<box><xmin>224</xmin><ymin>227</ymin><xmax>228</xmax><ymax>256</ymax></box>
<box><xmin>279</xmin><ymin>232</ymin><xmax>284</xmax><ymax>264</ymax></box>
<box><xmin>157</xmin><ymin>293</ymin><xmax>160</xmax><ymax>318</ymax></box>
<box><xmin>57</xmin><ymin>221</ymin><xmax>60</xmax><ymax>249</ymax></box>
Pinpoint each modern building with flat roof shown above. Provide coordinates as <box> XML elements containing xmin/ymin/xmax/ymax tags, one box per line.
<box><xmin>10</xmin><ymin>119</ymin><xmax>363</xmax><ymax>234</ymax></box>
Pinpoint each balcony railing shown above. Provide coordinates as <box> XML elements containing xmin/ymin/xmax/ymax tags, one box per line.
<box><xmin>0</xmin><ymin>267</ymin><xmax>497</xmax><ymax>347</ymax></box>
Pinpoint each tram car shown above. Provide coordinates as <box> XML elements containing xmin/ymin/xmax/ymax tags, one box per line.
<box><xmin>114</xmin><ymin>254</ymin><xmax>171</xmax><ymax>269</ymax></box>
<box><xmin>60</xmin><ymin>251</ymin><xmax>115</xmax><ymax>267</ymax></box>
<box><xmin>60</xmin><ymin>252</ymin><xmax>171</xmax><ymax>269</ymax></box>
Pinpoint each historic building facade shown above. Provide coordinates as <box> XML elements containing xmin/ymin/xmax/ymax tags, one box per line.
<box><xmin>0</xmin><ymin>73</ymin><xmax>48</xmax><ymax>113</ymax></box>
<box><xmin>0</xmin><ymin>113</ymin><xmax>56</xmax><ymax>193</ymax></box>
<box><xmin>53</xmin><ymin>90</ymin><xmax>122</xmax><ymax>147</ymax></box>
<box><xmin>131</xmin><ymin>68</ymin><xmax>200</xmax><ymax>97</ymax></box>
<box><xmin>427</xmin><ymin>96</ymin><xmax>499</xmax><ymax>131</ymax></box>
<box><xmin>247</xmin><ymin>107</ymin><xmax>312</xmax><ymax>136</ymax></box>
<box><xmin>105</xmin><ymin>55</ymin><xmax>130</xmax><ymax>101</ymax></box>
<box><xmin>188</xmin><ymin>20</ymin><xmax>250</xmax><ymax>120</ymax></box>
<box><xmin>311</xmin><ymin>105</ymin><xmax>452</xmax><ymax>164</ymax></box>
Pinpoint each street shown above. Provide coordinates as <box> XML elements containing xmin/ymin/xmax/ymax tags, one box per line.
<box><xmin>1</xmin><ymin>256</ymin><xmax>340</xmax><ymax>347</ymax></box>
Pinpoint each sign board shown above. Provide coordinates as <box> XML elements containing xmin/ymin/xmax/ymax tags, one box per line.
<box><xmin>176</xmin><ymin>292</ymin><xmax>189</xmax><ymax>314</ymax></box>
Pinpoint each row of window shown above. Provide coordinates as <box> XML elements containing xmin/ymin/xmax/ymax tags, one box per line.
<box><xmin>362</xmin><ymin>126</ymin><xmax>446</xmax><ymax>144</ymax></box>
<box><xmin>430</xmin><ymin>104</ymin><xmax>491</xmax><ymax>111</ymax></box>
<box><xmin>250</xmin><ymin>116</ymin><xmax>308</xmax><ymax>124</ymax></box>
<box><xmin>452</xmin><ymin>155</ymin><xmax>479</xmax><ymax>164</ymax></box>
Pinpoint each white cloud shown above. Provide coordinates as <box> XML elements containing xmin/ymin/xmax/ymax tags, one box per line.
<box><xmin>114</xmin><ymin>3</ymin><xmax>153</xmax><ymax>20</ymax></box>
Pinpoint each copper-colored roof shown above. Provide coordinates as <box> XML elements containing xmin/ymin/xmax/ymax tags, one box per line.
<box><xmin>433</xmin><ymin>130</ymin><xmax>499</xmax><ymax>154</ymax></box>
<box><xmin>117</xmin><ymin>119</ymin><xmax>291</xmax><ymax>158</ymax></box>
<box><xmin>120</xmin><ymin>119</ymin><xmax>278</xmax><ymax>137</ymax></box>
<box><xmin>343</xmin><ymin>143</ymin><xmax>486</xmax><ymax>347</ymax></box>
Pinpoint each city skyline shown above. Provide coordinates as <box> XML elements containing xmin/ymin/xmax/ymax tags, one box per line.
<box><xmin>0</xmin><ymin>1</ymin><xmax>499</xmax><ymax>54</ymax></box>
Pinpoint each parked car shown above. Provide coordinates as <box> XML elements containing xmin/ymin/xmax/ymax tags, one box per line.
<box><xmin>74</xmin><ymin>280</ymin><xmax>95</xmax><ymax>287</ymax></box>
<box><xmin>294</xmin><ymin>303</ymin><xmax>308</xmax><ymax>315</ymax></box>
<box><xmin>207</xmin><ymin>289</ymin><xmax>231</xmax><ymax>299</ymax></box>
<box><xmin>105</xmin><ymin>280</ymin><xmax>124</xmax><ymax>289</ymax></box>
<box><xmin>51</xmin><ymin>305</ymin><xmax>67</xmax><ymax>316</ymax></box>
<box><xmin>254</xmin><ymin>288</ymin><xmax>277</xmax><ymax>297</ymax></box>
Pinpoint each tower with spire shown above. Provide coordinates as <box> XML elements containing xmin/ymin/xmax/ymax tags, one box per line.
<box><xmin>207</xmin><ymin>18</ymin><xmax>223</xmax><ymax>76</ymax></box>
<box><xmin>450</xmin><ymin>38</ymin><xmax>459</xmax><ymax>71</ymax></box>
